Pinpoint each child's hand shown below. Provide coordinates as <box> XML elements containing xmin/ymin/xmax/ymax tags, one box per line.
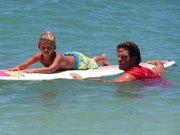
<box><xmin>7</xmin><ymin>67</ymin><xmax>20</xmax><ymax>71</ymax></box>
<box><xmin>70</xmin><ymin>73</ymin><xmax>84</xmax><ymax>80</ymax></box>
<box><xmin>22</xmin><ymin>69</ymin><xmax>34</xmax><ymax>73</ymax></box>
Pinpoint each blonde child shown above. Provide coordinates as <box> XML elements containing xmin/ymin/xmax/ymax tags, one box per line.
<box><xmin>8</xmin><ymin>31</ymin><xmax>109</xmax><ymax>73</ymax></box>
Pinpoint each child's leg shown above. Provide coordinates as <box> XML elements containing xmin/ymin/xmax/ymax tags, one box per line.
<box><xmin>93</xmin><ymin>54</ymin><xmax>109</xmax><ymax>66</ymax></box>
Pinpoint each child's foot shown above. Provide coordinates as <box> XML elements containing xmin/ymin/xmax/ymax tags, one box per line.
<box><xmin>102</xmin><ymin>54</ymin><xmax>109</xmax><ymax>66</ymax></box>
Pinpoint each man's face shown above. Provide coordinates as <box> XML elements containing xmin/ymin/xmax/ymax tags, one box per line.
<box><xmin>117</xmin><ymin>47</ymin><xmax>134</xmax><ymax>71</ymax></box>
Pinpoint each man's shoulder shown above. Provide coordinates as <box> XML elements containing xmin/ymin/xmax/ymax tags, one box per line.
<box><xmin>127</xmin><ymin>66</ymin><xmax>142</xmax><ymax>72</ymax></box>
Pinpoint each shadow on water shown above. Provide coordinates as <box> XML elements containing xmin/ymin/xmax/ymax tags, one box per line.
<box><xmin>114</xmin><ymin>81</ymin><xmax>144</xmax><ymax>99</ymax></box>
<box><xmin>0</xmin><ymin>76</ymin><xmax>177</xmax><ymax>102</ymax></box>
<box><xmin>114</xmin><ymin>78</ymin><xmax>174</xmax><ymax>99</ymax></box>
<box><xmin>26</xmin><ymin>79</ymin><xmax>76</xmax><ymax>109</ymax></box>
<box><xmin>0</xmin><ymin>79</ymin><xmax>80</xmax><ymax>110</ymax></box>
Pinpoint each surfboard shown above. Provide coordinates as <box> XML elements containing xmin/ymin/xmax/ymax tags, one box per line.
<box><xmin>0</xmin><ymin>60</ymin><xmax>176</xmax><ymax>81</ymax></box>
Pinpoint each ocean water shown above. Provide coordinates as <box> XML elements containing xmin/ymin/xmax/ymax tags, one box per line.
<box><xmin>0</xmin><ymin>0</ymin><xmax>179</xmax><ymax>135</ymax></box>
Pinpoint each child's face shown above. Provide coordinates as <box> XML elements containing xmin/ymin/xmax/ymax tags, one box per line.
<box><xmin>39</xmin><ymin>39</ymin><xmax>56</xmax><ymax>55</ymax></box>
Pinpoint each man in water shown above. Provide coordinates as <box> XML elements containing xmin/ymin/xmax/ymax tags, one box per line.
<box><xmin>71</xmin><ymin>41</ymin><xmax>165</xmax><ymax>82</ymax></box>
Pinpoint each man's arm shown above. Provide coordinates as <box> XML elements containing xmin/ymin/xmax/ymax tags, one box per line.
<box><xmin>148</xmin><ymin>60</ymin><xmax>165</xmax><ymax>74</ymax></box>
<box><xmin>70</xmin><ymin>73</ymin><xmax>136</xmax><ymax>83</ymax></box>
<box><xmin>110</xmin><ymin>73</ymin><xmax>136</xmax><ymax>82</ymax></box>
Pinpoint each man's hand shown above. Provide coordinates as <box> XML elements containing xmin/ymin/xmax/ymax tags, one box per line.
<box><xmin>70</xmin><ymin>73</ymin><xmax>84</xmax><ymax>80</ymax></box>
<box><xmin>148</xmin><ymin>60</ymin><xmax>165</xmax><ymax>74</ymax></box>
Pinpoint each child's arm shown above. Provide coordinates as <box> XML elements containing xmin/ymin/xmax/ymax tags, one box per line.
<box><xmin>22</xmin><ymin>54</ymin><xmax>62</xmax><ymax>73</ymax></box>
<box><xmin>8</xmin><ymin>53</ymin><xmax>39</xmax><ymax>71</ymax></box>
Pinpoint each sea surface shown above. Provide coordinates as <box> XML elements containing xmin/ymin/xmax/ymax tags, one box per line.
<box><xmin>0</xmin><ymin>0</ymin><xmax>179</xmax><ymax>135</ymax></box>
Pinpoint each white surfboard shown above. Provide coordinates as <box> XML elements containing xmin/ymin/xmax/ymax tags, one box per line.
<box><xmin>0</xmin><ymin>60</ymin><xmax>176</xmax><ymax>81</ymax></box>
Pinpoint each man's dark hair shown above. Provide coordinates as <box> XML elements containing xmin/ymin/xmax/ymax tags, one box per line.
<box><xmin>117</xmin><ymin>41</ymin><xmax>141</xmax><ymax>64</ymax></box>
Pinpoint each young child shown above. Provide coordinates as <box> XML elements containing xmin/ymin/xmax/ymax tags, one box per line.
<box><xmin>8</xmin><ymin>31</ymin><xmax>109</xmax><ymax>73</ymax></box>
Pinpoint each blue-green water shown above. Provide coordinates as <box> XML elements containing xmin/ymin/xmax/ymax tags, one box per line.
<box><xmin>0</xmin><ymin>1</ymin><xmax>179</xmax><ymax>135</ymax></box>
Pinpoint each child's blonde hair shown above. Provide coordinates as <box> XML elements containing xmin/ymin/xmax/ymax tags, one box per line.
<box><xmin>38</xmin><ymin>31</ymin><xmax>56</xmax><ymax>47</ymax></box>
